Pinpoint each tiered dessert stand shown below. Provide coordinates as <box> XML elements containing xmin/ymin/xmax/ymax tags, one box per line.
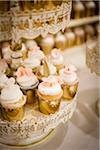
<box><xmin>0</xmin><ymin>0</ymin><xmax>79</xmax><ymax>148</ymax></box>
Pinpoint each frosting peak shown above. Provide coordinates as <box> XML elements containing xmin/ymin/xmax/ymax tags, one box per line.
<box><xmin>38</xmin><ymin>76</ymin><xmax>62</xmax><ymax>96</ymax></box>
<box><xmin>0</xmin><ymin>78</ymin><xmax>23</xmax><ymax>104</ymax></box>
<box><xmin>23</xmin><ymin>57</ymin><xmax>40</xmax><ymax>69</ymax></box>
<box><xmin>16</xmin><ymin>67</ymin><xmax>38</xmax><ymax>89</ymax></box>
<box><xmin>60</xmin><ymin>67</ymin><xmax>78</xmax><ymax>85</ymax></box>
<box><xmin>25</xmin><ymin>39</ymin><xmax>38</xmax><ymax>50</ymax></box>
<box><xmin>50</xmin><ymin>49</ymin><xmax>63</xmax><ymax>65</ymax></box>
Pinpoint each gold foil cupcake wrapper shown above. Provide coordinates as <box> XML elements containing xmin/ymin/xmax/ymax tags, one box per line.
<box><xmin>62</xmin><ymin>82</ymin><xmax>78</xmax><ymax>100</ymax></box>
<box><xmin>38</xmin><ymin>98</ymin><xmax>61</xmax><ymax>115</ymax></box>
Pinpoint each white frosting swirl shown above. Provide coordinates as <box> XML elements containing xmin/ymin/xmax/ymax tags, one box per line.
<box><xmin>17</xmin><ymin>76</ymin><xmax>38</xmax><ymax>89</ymax></box>
<box><xmin>16</xmin><ymin>67</ymin><xmax>38</xmax><ymax>89</ymax></box>
<box><xmin>41</xmin><ymin>35</ymin><xmax>54</xmax><ymax>46</ymax></box>
<box><xmin>0</xmin><ymin>73</ymin><xmax>8</xmax><ymax>89</ymax></box>
<box><xmin>55</xmin><ymin>33</ymin><xmax>66</xmax><ymax>42</ymax></box>
<box><xmin>0</xmin><ymin>79</ymin><xmax>23</xmax><ymax>104</ymax></box>
<box><xmin>11</xmin><ymin>51</ymin><xmax>23</xmax><ymax>59</ymax></box>
<box><xmin>50</xmin><ymin>49</ymin><xmax>64</xmax><ymax>65</ymax></box>
<box><xmin>23</xmin><ymin>58</ymin><xmax>40</xmax><ymax>69</ymax></box>
<box><xmin>38</xmin><ymin>76</ymin><xmax>62</xmax><ymax>96</ymax></box>
<box><xmin>60</xmin><ymin>68</ymin><xmax>78</xmax><ymax>85</ymax></box>
<box><xmin>28</xmin><ymin>49</ymin><xmax>44</xmax><ymax>61</ymax></box>
<box><xmin>25</xmin><ymin>40</ymin><xmax>37</xmax><ymax>50</ymax></box>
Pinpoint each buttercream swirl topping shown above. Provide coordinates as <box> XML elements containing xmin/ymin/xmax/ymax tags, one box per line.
<box><xmin>59</xmin><ymin>67</ymin><xmax>78</xmax><ymax>85</ymax></box>
<box><xmin>28</xmin><ymin>47</ymin><xmax>44</xmax><ymax>61</ymax></box>
<box><xmin>38</xmin><ymin>76</ymin><xmax>62</xmax><ymax>96</ymax></box>
<box><xmin>0</xmin><ymin>78</ymin><xmax>23</xmax><ymax>104</ymax></box>
<box><xmin>50</xmin><ymin>49</ymin><xmax>63</xmax><ymax>65</ymax></box>
<box><xmin>23</xmin><ymin>57</ymin><xmax>40</xmax><ymax>69</ymax></box>
<box><xmin>16</xmin><ymin>67</ymin><xmax>38</xmax><ymax>88</ymax></box>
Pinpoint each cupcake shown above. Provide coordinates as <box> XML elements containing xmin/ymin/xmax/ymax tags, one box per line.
<box><xmin>0</xmin><ymin>78</ymin><xmax>26</xmax><ymax>121</ymax></box>
<box><xmin>40</xmin><ymin>34</ymin><xmax>54</xmax><ymax>55</ymax></box>
<box><xmin>55</xmin><ymin>32</ymin><xmax>66</xmax><ymax>50</ymax></box>
<box><xmin>84</xmin><ymin>25</ymin><xmax>95</xmax><ymax>41</ymax></box>
<box><xmin>72</xmin><ymin>1</ymin><xmax>85</xmax><ymax>19</ymax></box>
<box><xmin>59</xmin><ymin>65</ymin><xmax>79</xmax><ymax>100</ymax></box>
<box><xmin>0</xmin><ymin>59</ymin><xmax>8</xmax><ymax>74</ymax></box>
<box><xmin>36</xmin><ymin>58</ymin><xmax>57</xmax><ymax>81</ymax></box>
<box><xmin>0</xmin><ymin>73</ymin><xmax>8</xmax><ymax>90</ymax></box>
<box><xmin>16</xmin><ymin>67</ymin><xmax>39</xmax><ymax>104</ymax></box>
<box><xmin>74</xmin><ymin>27</ymin><xmax>85</xmax><ymax>45</ymax></box>
<box><xmin>64</xmin><ymin>29</ymin><xmax>75</xmax><ymax>48</ymax></box>
<box><xmin>28</xmin><ymin>45</ymin><xmax>45</xmax><ymax>62</ymax></box>
<box><xmin>37</xmin><ymin>76</ymin><xmax>63</xmax><ymax>115</ymax></box>
<box><xmin>85</xmin><ymin>1</ymin><xmax>96</xmax><ymax>17</ymax></box>
<box><xmin>22</xmin><ymin>57</ymin><xmax>40</xmax><ymax>73</ymax></box>
<box><xmin>1</xmin><ymin>42</ymin><xmax>12</xmax><ymax>64</ymax></box>
<box><xmin>11</xmin><ymin>43</ymin><xmax>24</xmax><ymax>71</ymax></box>
<box><xmin>49</xmin><ymin>49</ymin><xmax>64</xmax><ymax>72</ymax></box>
<box><xmin>25</xmin><ymin>39</ymin><xmax>38</xmax><ymax>50</ymax></box>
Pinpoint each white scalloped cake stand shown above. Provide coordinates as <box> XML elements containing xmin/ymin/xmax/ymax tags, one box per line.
<box><xmin>0</xmin><ymin>96</ymin><xmax>77</xmax><ymax>146</ymax></box>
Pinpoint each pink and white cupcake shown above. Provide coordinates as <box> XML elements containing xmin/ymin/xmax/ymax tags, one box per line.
<box><xmin>16</xmin><ymin>67</ymin><xmax>39</xmax><ymax>104</ymax></box>
<box><xmin>37</xmin><ymin>76</ymin><xmax>63</xmax><ymax>115</ymax></box>
<box><xmin>22</xmin><ymin>57</ymin><xmax>40</xmax><ymax>73</ymax></box>
<box><xmin>0</xmin><ymin>78</ymin><xmax>26</xmax><ymax>121</ymax></box>
<box><xmin>55</xmin><ymin>32</ymin><xmax>66</xmax><ymax>50</ymax></box>
<box><xmin>25</xmin><ymin>39</ymin><xmax>38</xmax><ymax>50</ymax></box>
<box><xmin>49</xmin><ymin>49</ymin><xmax>64</xmax><ymax>72</ymax></box>
<box><xmin>28</xmin><ymin>45</ymin><xmax>45</xmax><ymax>62</ymax></box>
<box><xmin>40</xmin><ymin>34</ymin><xmax>54</xmax><ymax>55</ymax></box>
<box><xmin>59</xmin><ymin>65</ymin><xmax>79</xmax><ymax>100</ymax></box>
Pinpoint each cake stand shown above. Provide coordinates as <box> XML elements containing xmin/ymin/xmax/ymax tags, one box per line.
<box><xmin>0</xmin><ymin>96</ymin><xmax>77</xmax><ymax>146</ymax></box>
<box><xmin>0</xmin><ymin>0</ymin><xmax>77</xmax><ymax>148</ymax></box>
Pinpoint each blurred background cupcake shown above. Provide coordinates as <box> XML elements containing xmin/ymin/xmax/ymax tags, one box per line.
<box><xmin>40</xmin><ymin>34</ymin><xmax>54</xmax><ymax>55</ymax></box>
<box><xmin>64</xmin><ymin>29</ymin><xmax>75</xmax><ymax>48</ymax></box>
<box><xmin>72</xmin><ymin>1</ymin><xmax>85</xmax><ymax>19</ymax></box>
<box><xmin>84</xmin><ymin>1</ymin><xmax>96</xmax><ymax>17</ymax></box>
<box><xmin>84</xmin><ymin>25</ymin><xmax>95</xmax><ymax>41</ymax></box>
<box><xmin>74</xmin><ymin>27</ymin><xmax>85</xmax><ymax>45</ymax></box>
<box><xmin>55</xmin><ymin>32</ymin><xmax>66</xmax><ymax>50</ymax></box>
